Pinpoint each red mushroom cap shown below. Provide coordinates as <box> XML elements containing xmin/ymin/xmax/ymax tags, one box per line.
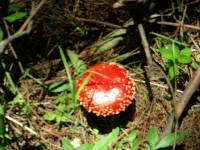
<box><xmin>76</xmin><ymin>63</ymin><xmax>134</xmax><ymax>116</ymax></box>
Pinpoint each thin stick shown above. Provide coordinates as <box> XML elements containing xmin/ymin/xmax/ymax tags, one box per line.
<box><xmin>19</xmin><ymin>0</ymin><xmax>47</xmax><ymax>32</ymax></box>
<box><xmin>134</xmin><ymin>79</ymin><xmax>183</xmax><ymax>93</ymax></box>
<box><xmin>5</xmin><ymin>115</ymin><xmax>38</xmax><ymax>136</ymax></box>
<box><xmin>138</xmin><ymin>23</ymin><xmax>153</xmax><ymax>65</ymax></box>
<box><xmin>75</xmin><ymin>17</ymin><xmax>121</xmax><ymax>28</ymax></box>
<box><xmin>175</xmin><ymin>66</ymin><xmax>200</xmax><ymax>119</ymax></box>
<box><xmin>157</xmin><ymin>21</ymin><xmax>200</xmax><ymax>30</ymax></box>
<box><xmin>0</xmin><ymin>21</ymin><xmax>33</xmax><ymax>55</ymax></box>
<box><xmin>3</xmin><ymin>20</ymin><xmax>24</xmax><ymax>73</ymax></box>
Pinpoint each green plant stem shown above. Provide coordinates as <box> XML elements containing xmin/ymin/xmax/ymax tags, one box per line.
<box><xmin>171</xmin><ymin>43</ymin><xmax>178</xmax><ymax>150</ymax></box>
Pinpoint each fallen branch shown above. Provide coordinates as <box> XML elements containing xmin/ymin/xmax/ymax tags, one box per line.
<box><xmin>163</xmin><ymin>66</ymin><xmax>200</xmax><ymax>136</ymax></box>
<box><xmin>0</xmin><ymin>0</ymin><xmax>47</xmax><ymax>56</ymax></box>
<box><xmin>175</xmin><ymin>66</ymin><xmax>200</xmax><ymax>119</ymax></box>
<box><xmin>0</xmin><ymin>21</ymin><xmax>33</xmax><ymax>55</ymax></box>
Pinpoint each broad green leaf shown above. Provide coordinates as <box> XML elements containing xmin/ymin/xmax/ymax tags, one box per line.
<box><xmin>0</xmin><ymin>105</ymin><xmax>4</xmax><ymax>115</ymax></box>
<box><xmin>180</xmin><ymin>48</ymin><xmax>192</xmax><ymax>57</ymax></box>
<box><xmin>177</xmin><ymin>56</ymin><xmax>192</xmax><ymax>64</ymax></box>
<box><xmin>77</xmin><ymin>144</ymin><xmax>94</xmax><ymax>150</ymax></box>
<box><xmin>155</xmin><ymin>132</ymin><xmax>187</xmax><ymax>149</ymax></box>
<box><xmin>147</xmin><ymin>127</ymin><xmax>159</xmax><ymax>147</ymax></box>
<box><xmin>127</xmin><ymin>129</ymin><xmax>138</xmax><ymax>142</ymax></box>
<box><xmin>168</xmin><ymin>64</ymin><xmax>178</xmax><ymax>80</ymax></box>
<box><xmin>5</xmin><ymin>12</ymin><xmax>27</xmax><ymax>23</ymax></box>
<box><xmin>0</xmin><ymin>27</ymin><xmax>3</xmax><ymax>41</ymax></box>
<box><xmin>43</xmin><ymin>112</ymin><xmax>56</xmax><ymax>121</ymax></box>
<box><xmin>159</xmin><ymin>45</ymin><xmax>180</xmax><ymax>60</ymax></box>
<box><xmin>92</xmin><ymin>127</ymin><xmax>119</xmax><ymax>150</ymax></box>
<box><xmin>178</xmin><ymin>48</ymin><xmax>192</xmax><ymax>64</ymax></box>
<box><xmin>48</xmin><ymin>81</ymin><xmax>70</xmax><ymax>93</ymax></box>
<box><xmin>61</xmin><ymin>138</ymin><xmax>75</xmax><ymax>150</ymax></box>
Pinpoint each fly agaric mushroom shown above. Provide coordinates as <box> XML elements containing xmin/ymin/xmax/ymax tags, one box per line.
<box><xmin>76</xmin><ymin>63</ymin><xmax>134</xmax><ymax>116</ymax></box>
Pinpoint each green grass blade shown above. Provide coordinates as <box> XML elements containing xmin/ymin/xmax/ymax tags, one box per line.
<box><xmin>59</xmin><ymin>46</ymin><xmax>74</xmax><ymax>95</ymax></box>
<box><xmin>1</xmin><ymin>61</ymin><xmax>17</xmax><ymax>95</ymax></box>
<box><xmin>75</xmin><ymin>72</ymin><xmax>93</xmax><ymax>101</ymax></box>
<box><xmin>150</xmin><ymin>32</ymin><xmax>188</xmax><ymax>47</ymax></box>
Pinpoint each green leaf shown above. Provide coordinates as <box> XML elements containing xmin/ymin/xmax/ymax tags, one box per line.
<box><xmin>67</xmin><ymin>50</ymin><xmax>79</xmax><ymax>68</ymax></box>
<box><xmin>57</xmin><ymin>103</ymin><xmax>66</xmax><ymax>112</ymax></box>
<box><xmin>92</xmin><ymin>127</ymin><xmax>119</xmax><ymax>150</ymax></box>
<box><xmin>177</xmin><ymin>56</ymin><xmax>192</xmax><ymax>64</ymax></box>
<box><xmin>5</xmin><ymin>11</ymin><xmax>27</xmax><ymax>23</ymax></box>
<box><xmin>171</xmin><ymin>43</ymin><xmax>180</xmax><ymax>60</ymax></box>
<box><xmin>168</xmin><ymin>64</ymin><xmax>178</xmax><ymax>80</ymax></box>
<box><xmin>48</xmin><ymin>81</ymin><xmax>70</xmax><ymax>93</ymax></box>
<box><xmin>159</xmin><ymin>45</ymin><xmax>180</xmax><ymax>60</ymax></box>
<box><xmin>0</xmin><ymin>145</ymin><xmax>6</xmax><ymax>150</ymax></box>
<box><xmin>56</xmin><ymin>93</ymin><xmax>67</xmax><ymax>104</ymax></box>
<box><xmin>130</xmin><ymin>139</ymin><xmax>139</xmax><ymax>150</ymax></box>
<box><xmin>147</xmin><ymin>127</ymin><xmax>159</xmax><ymax>147</ymax></box>
<box><xmin>61</xmin><ymin>114</ymin><xmax>68</xmax><ymax>122</ymax></box>
<box><xmin>180</xmin><ymin>48</ymin><xmax>192</xmax><ymax>57</ymax></box>
<box><xmin>0</xmin><ymin>105</ymin><xmax>4</xmax><ymax>115</ymax></box>
<box><xmin>127</xmin><ymin>129</ymin><xmax>138</xmax><ymax>142</ymax></box>
<box><xmin>155</xmin><ymin>132</ymin><xmax>187</xmax><ymax>149</ymax></box>
<box><xmin>195</xmin><ymin>54</ymin><xmax>200</xmax><ymax>63</ymax></box>
<box><xmin>77</xmin><ymin>144</ymin><xmax>94</xmax><ymax>150</ymax></box>
<box><xmin>43</xmin><ymin>112</ymin><xmax>56</xmax><ymax>121</ymax></box>
<box><xmin>178</xmin><ymin>48</ymin><xmax>192</xmax><ymax>64</ymax></box>
<box><xmin>8</xmin><ymin>3</ymin><xmax>21</xmax><ymax>12</ymax></box>
<box><xmin>0</xmin><ymin>27</ymin><xmax>4</xmax><ymax>41</ymax></box>
<box><xmin>67</xmin><ymin>49</ymin><xmax>87</xmax><ymax>76</ymax></box>
<box><xmin>61</xmin><ymin>138</ymin><xmax>75</xmax><ymax>150</ymax></box>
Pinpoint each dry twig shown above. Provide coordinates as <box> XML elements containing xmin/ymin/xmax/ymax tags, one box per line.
<box><xmin>157</xmin><ymin>21</ymin><xmax>200</xmax><ymax>30</ymax></box>
<box><xmin>0</xmin><ymin>0</ymin><xmax>47</xmax><ymax>56</ymax></box>
<box><xmin>5</xmin><ymin>115</ymin><xmax>38</xmax><ymax>136</ymax></box>
<box><xmin>138</xmin><ymin>23</ymin><xmax>153</xmax><ymax>66</ymax></box>
<box><xmin>0</xmin><ymin>22</ymin><xmax>32</xmax><ymax>55</ymax></box>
